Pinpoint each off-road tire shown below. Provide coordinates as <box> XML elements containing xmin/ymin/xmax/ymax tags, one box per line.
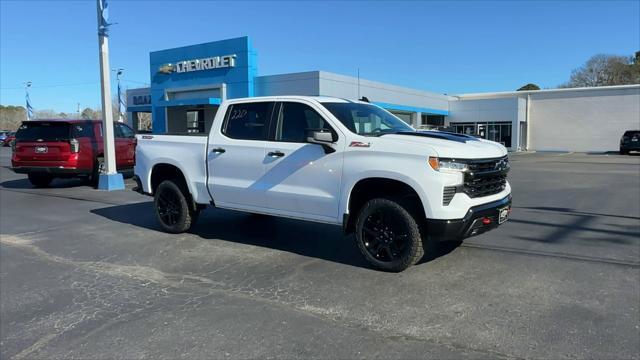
<box><xmin>354</xmin><ymin>197</ymin><xmax>425</xmax><ymax>272</ymax></box>
<box><xmin>90</xmin><ymin>157</ymin><xmax>105</xmax><ymax>187</ymax></box>
<box><xmin>154</xmin><ymin>179</ymin><xmax>199</xmax><ymax>233</ymax></box>
<box><xmin>28</xmin><ymin>173</ymin><xmax>53</xmax><ymax>188</ymax></box>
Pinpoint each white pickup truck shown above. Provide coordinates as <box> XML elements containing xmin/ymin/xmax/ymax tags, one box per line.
<box><xmin>133</xmin><ymin>96</ymin><xmax>511</xmax><ymax>271</ymax></box>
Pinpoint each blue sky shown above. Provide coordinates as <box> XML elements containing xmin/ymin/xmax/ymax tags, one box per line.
<box><xmin>1</xmin><ymin>0</ymin><xmax>638</xmax><ymax>113</ymax></box>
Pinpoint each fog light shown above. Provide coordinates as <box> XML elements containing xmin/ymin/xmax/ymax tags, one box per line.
<box><xmin>482</xmin><ymin>217</ymin><xmax>492</xmax><ymax>225</ymax></box>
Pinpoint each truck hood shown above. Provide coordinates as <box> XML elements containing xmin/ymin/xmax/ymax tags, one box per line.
<box><xmin>375</xmin><ymin>131</ymin><xmax>507</xmax><ymax>159</ymax></box>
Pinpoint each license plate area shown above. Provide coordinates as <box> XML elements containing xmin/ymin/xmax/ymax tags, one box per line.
<box><xmin>498</xmin><ymin>207</ymin><xmax>510</xmax><ymax>224</ymax></box>
<box><xmin>34</xmin><ymin>146</ymin><xmax>48</xmax><ymax>154</ymax></box>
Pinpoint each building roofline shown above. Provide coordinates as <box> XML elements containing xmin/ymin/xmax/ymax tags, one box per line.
<box><xmin>453</xmin><ymin>84</ymin><xmax>640</xmax><ymax>99</ymax></box>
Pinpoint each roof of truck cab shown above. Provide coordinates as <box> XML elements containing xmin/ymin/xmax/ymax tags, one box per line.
<box><xmin>226</xmin><ymin>96</ymin><xmax>358</xmax><ymax>104</ymax></box>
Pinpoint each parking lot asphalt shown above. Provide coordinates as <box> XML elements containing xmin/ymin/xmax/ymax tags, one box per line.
<box><xmin>1</xmin><ymin>147</ymin><xmax>639</xmax><ymax>359</ymax></box>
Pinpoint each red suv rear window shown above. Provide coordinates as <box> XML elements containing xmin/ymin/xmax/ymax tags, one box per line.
<box><xmin>16</xmin><ymin>122</ymin><xmax>71</xmax><ymax>141</ymax></box>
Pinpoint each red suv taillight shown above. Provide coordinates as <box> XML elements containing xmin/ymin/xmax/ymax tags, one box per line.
<box><xmin>69</xmin><ymin>138</ymin><xmax>80</xmax><ymax>153</ymax></box>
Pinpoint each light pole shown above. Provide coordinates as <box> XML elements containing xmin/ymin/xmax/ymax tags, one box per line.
<box><xmin>96</xmin><ymin>0</ymin><xmax>124</xmax><ymax>191</ymax></box>
<box><xmin>112</xmin><ymin>68</ymin><xmax>124</xmax><ymax>122</ymax></box>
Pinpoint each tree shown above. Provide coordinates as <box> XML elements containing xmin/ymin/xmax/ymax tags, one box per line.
<box><xmin>0</xmin><ymin>105</ymin><xmax>26</xmax><ymax>130</ymax></box>
<box><xmin>561</xmin><ymin>53</ymin><xmax>640</xmax><ymax>88</ymax></box>
<box><xmin>517</xmin><ymin>83</ymin><xmax>540</xmax><ymax>91</ymax></box>
<box><xmin>81</xmin><ymin>107</ymin><xmax>99</xmax><ymax>120</ymax></box>
<box><xmin>34</xmin><ymin>109</ymin><xmax>62</xmax><ymax>119</ymax></box>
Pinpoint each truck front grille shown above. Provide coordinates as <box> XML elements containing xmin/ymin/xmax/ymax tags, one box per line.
<box><xmin>463</xmin><ymin>156</ymin><xmax>509</xmax><ymax>198</ymax></box>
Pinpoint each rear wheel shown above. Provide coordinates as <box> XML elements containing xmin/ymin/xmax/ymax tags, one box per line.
<box><xmin>354</xmin><ymin>198</ymin><xmax>425</xmax><ymax>272</ymax></box>
<box><xmin>90</xmin><ymin>157</ymin><xmax>105</xmax><ymax>187</ymax></box>
<box><xmin>28</xmin><ymin>173</ymin><xmax>53</xmax><ymax>188</ymax></box>
<box><xmin>620</xmin><ymin>149</ymin><xmax>629</xmax><ymax>155</ymax></box>
<box><xmin>154</xmin><ymin>180</ymin><xmax>199</xmax><ymax>233</ymax></box>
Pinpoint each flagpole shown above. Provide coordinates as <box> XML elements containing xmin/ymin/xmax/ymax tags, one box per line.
<box><xmin>24</xmin><ymin>81</ymin><xmax>32</xmax><ymax>121</ymax></box>
<box><xmin>96</xmin><ymin>0</ymin><xmax>124</xmax><ymax>191</ymax></box>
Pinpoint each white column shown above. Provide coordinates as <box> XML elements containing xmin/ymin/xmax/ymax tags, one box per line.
<box><xmin>97</xmin><ymin>15</ymin><xmax>117</xmax><ymax>175</ymax></box>
<box><xmin>413</xmin><ymin>112</ymin><xmax>422</xmax><ymax>128</ymax></box>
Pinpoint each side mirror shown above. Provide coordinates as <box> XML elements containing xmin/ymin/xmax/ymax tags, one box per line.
<box><xmin>307</xmin><ymin>130</ymin><xmax>336</xmax><ymax>154</ymax></box>
<box><xmin>308</xmin><ymin>131</ymin><xmax>333</xmax><ymax>144</ymax></box>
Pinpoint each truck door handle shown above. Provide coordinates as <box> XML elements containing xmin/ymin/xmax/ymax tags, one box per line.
<box><xmin>211</xmin><ymin>147</ymin><xmax>226</xmax><ymax>154</ymax></box>
<box><xmin>267</xmin><ymin>151</ymin><xmax>285</xmax><ymax>157</ymax></box>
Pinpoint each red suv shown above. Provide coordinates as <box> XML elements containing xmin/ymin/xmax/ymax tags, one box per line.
<box><xmin>11</xmin><ymin>120</ymin><xmax>136</xmax><ymax>187</ymax></box>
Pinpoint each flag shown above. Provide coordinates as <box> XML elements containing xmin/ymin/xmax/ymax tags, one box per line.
<box><xmin>117</xmin><ymin>81</ymin><xmax>125</xmax><ymax>120</ymax></box>
<box><xmin>98</xmin><ymin>0</ymin><xmax>111</xmax><ymax>37</ymax></box>
<box><xmin>26</xmin><ymin>92</ymin><xmax>34</xmax><ymax>120</ymax></box>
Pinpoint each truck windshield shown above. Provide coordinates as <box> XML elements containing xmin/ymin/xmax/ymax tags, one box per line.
<box><xmin>16</xmin><ymin>122</ymin><xmax>71</xmax><ymax>141</ymax></box>
<box><xmin>322</xmin><ymin>102</ymin><xmax>414</xmax><ymax>136</ymax></box>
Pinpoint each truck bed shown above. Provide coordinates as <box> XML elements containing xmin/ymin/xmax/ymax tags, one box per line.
<box><xmin>134</xmin><ymin>134</ymin><xmax>211</xmax><ymax>204</ymax></box>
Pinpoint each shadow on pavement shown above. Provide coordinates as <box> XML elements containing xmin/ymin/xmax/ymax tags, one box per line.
<box><xmin>515</xmin><ymin>206</ymin><xmax>640</xmax><ymax>220</ymax></box>
<box><xmin>91</xmin><ymin>201</ymin><xmax>461</xmax><ymax>270</ymax></box>
<box><xmin>1</xmin><ymin>171</ymin><xmax>133</xmax><ymax>190</ymax></box>
<box><xmin>586</xmin><ymin>151</ymin><xmax>640</xmax><ymax>156</ymax></box>
<box><xmin>1</xmin><ymin>177</ymin><xmax>92</xmax><ymax>189</ymax></box>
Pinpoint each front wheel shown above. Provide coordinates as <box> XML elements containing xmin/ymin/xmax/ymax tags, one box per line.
<box><xmin>354</xmin><ymin>198</ymin><xmax>425</xmax><ymax>272</ymax></box>
<box><xmin>154</xmin><ymin>180</ymin><xmax>199</xmax><ymax>233</ymax></box>
<box><xmin>28</xmin><ymin>173</ymin><xmax>53</xmax><ymax>188</ymax></box>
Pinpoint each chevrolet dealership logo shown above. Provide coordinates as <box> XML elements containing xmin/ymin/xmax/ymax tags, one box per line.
<box><xmin>158</xmin><ymin>64</ymin><xmax>175</xmax><ymax>74</ymax></box>
<box><xmin>158</xmin><ymin>54</ymin><xmax>236</xmax><ymax>74</ymax></box>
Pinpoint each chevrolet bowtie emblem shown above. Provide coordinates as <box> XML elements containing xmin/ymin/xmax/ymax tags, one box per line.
<box><xmin>158</xmin><ymin>64</ymin><xmax>175</xmax><ymax>74</ymax></box>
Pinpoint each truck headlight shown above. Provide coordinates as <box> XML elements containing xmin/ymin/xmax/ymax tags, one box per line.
<box><xmin>428</xmin><ymin>157</ymin><xmax>468</xmax><ymax>172</ymax></box>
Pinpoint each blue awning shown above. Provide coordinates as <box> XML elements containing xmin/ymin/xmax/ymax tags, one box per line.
<box><xmin>156</xmin><ymin>97</ymin><xmax>221</xmax><ymax>107</ymax></box>
<box><xmin>372</xmin><ymin>101</ymin><xmax>449</xmax><ymax>116</ymax></box>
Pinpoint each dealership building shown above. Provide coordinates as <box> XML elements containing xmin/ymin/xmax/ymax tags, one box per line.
<box><xmin>127</xmin><ymin>36</ymin><xmax>640</xmax><ymax>152</ymax></box>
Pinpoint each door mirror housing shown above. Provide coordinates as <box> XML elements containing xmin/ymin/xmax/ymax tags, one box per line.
<box><xmin>307</xmin><ymin>130</ymin><xmax>336</xmax><ymax>154</ymax></box>
<box><xmin>308</xmin><ymin>131</ymin><xmax>334</xmax><ymax>144</ymax></box>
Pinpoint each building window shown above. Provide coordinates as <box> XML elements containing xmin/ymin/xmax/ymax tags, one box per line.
<box><xmin>451</xmin><ymin>122</ymin><xmax>512</xmax><ymax>148</ymax></box>
<box><xmin>425</xmin><ymin>115</ymin><xmax>445</xmax><ymax>127</ymax></box>
<box><xmin>133</xmin><ymin>112</ymin><xmax>152</xmax><ymax>132</ymax></box>
<box><xmin>187</xmin><ymin>110</ymin><xmax>205</xmax><ymax>133</ymax></box>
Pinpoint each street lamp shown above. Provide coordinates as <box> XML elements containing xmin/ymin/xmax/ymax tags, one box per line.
<box><xmin>112</xmin><ymin>68</ymin><xmax>124</xmax><ymax>122</ymax></box>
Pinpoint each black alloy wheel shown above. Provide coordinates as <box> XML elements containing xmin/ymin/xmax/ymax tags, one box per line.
<box><xmin>361</xmin><ymin>209</ymin><xmax>410</xmax><ymax>262</ymax></box>
<box><xmin>157</xmin><ymin>187</ymin><xmax>181</xmax><ymax>226</ymax></box>
<box><xmin>154</xmin><ymin>180</ymin><xmax>198</xmax><ymax>233</ymax></box>
<box><xmin>355</xmin><ymin>198</ymin><xmax>425</xmax><ymax>272</ymax></box>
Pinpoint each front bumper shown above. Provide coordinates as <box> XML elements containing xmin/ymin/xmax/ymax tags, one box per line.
<box><xmin>620</xmin><ymin>143</ymin><xmax>640</xmax><ymax>151</ymax></box>
<box><xmin>426</xmin><ymin>195</ymin><xmax>512</xmax><ymax>242</ymax></box>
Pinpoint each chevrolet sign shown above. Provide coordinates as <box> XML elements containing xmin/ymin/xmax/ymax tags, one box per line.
<box><xmin>158</xmin><ymin>54</ymin><xmax>236</xmax><ymax>74</ymax></box>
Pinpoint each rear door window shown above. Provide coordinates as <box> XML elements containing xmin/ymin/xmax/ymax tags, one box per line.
<box><xmin>72</xmin><ymin>123</ymin><xmax>96</xmax><ymax>138</ymax></box>
<box><xmin>222</xmin><ymin>102</ymin><xmax>274</xmax><ymax>140</ymax></box>
<box><xmin>16</xmin><ymin>122</ymin><xmax>71</xmax><ymax>141</ymax></box>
